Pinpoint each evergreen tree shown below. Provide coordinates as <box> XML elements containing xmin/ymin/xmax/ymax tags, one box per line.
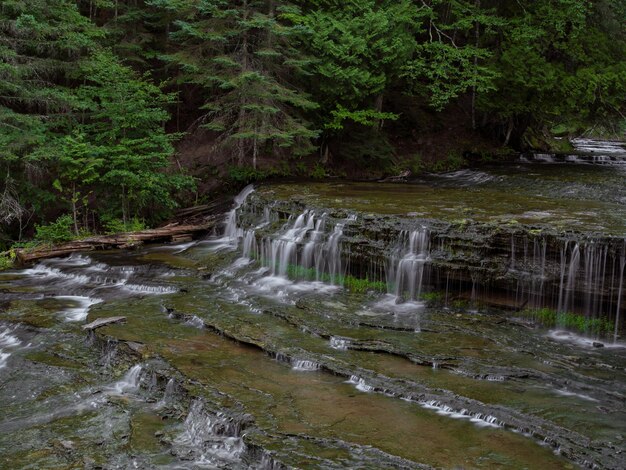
<box><xmin>0</xmin><ymin>0</ymin><xmax>100</xmax><ymax>235</ymax></box>
<box><xmin>76</xmin><ymin>51</ymin><xmax>194</xmax><ymax>225</ymax></box>
<box><xmin>156</xmin><ymin>0</ymin><xmax>318</xmax><ymax>168</ymax></box>
<box><xmin>293</xmin><ymin>0</ymin><xmax>420</xmax><ymax>131</ymax></box>
<box><xmin>479</xmin><ymin>0</ymin><xmax>626</xmax><ymax>143</ymax></box>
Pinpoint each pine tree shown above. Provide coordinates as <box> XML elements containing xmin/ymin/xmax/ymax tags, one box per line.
<box><xmin>0</xmin><ymin>0</ymin><xmax>101</xmax><ymax>235</ymax></box>
<box><xmin>157</xmin><ymin>0</ymin><xmax>318</xmax><ymax>168</ymax></box>
<box><xmin>75</xmin><ymin>51</ymin><xmax>194</xmax><ymax>225</ymax></box>
<box><xmin>294</xmin><ymin>0</ymin><xmax>421</xmax><ymax>131</ymax></box>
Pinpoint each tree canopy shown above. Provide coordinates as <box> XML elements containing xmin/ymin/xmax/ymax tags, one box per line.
<box><xmin>0</xmin><ymin>0</ymin><xmax>625</xmax><ymax>242</ymax></box>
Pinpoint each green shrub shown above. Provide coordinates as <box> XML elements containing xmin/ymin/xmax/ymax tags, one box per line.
<box><xmin>310</xmin><ymin>164</ymin><xmax>327</xmax><ymax>179</ymax></box>
<box><xmin>103</xmin><ymin>217</ymin><xmax>146</xmax><ymax>234</ymax></box>
<box><xmin>228</xmin><ymin>166</ymin><xmax>268</xmax><ymax>184</ymax></box>
<box><xmin>34</xmin><ymin>215</ymin><xmax>75</xmax><ymax>244</ymax></box>
<box><xmin>283</xmin><ymin>263</ymin><xmax>386</xmax><ymax>292</ymax></box>
<box><xmin>0</xmin><ymin>252</ymin><xmax>14</xmax><ymax>270</ymax></box>
<box><xmin>343</xmin><ymin>275</ymin><xmax>387</xmax><ymax>293</ymax></box>
<box><xmin>408</xmin><ymin>154</ymin><xmax>423</xmax><ymax>174</ymax></box>
<box><xmin>521</xmin><ymin>308</ymin><xmax>613</xmax><ymax>335</ymax></box>
<box><xmin>421</xmin><ymin>291</ymin><xmax>444</xmax><ymax>302</ymax></box>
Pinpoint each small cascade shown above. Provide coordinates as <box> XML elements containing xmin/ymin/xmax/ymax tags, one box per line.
<box><xmin>242</xmin><ymin>209</ymin><xmax>355</xmax><ymax>285</ymax></box>
<box><xmin>348</xmin><ymin>375</ymin><xmax>374</xmax><ymax>392</ymax></box>
<box><xmin>421</xmin><ymin>400</ymin><xmax>502</xmax><ymax>428</ymax></box>
<box><xmin>23</xmin><ymin>263</ymin><xmax>91</xmax><ymax>286</ymax></box>
<box><xmin>0</xmin><ymin>327</ymin><xmax>21</xmax><ymax>370</ymax></box>
<box><xmin>222</xmin><ymin>184</ymin><xmax>256</xmax><ymax>246</ymax></box>
<box><xmin>164</xmin><ymin>378</ymin><xmax>177</xmax><ymax>400</ymax></box>
<box><xmin>123</xmin><ymin>283</ymin><xmax>178</xmax><ymax>295</ymax></box>
<box><xmin>387</xmin><ymin>228</ymin><xmax>431</xmax><ymax>302</ymax></box>
<box><xmin>242</xmin><ymin>230</ymin><xmax>257</xmax><ymax>259</ymax></box>
<box><xmin>559</xmin><ymin>243</ymin><xmax>581</xmax><ymax>314</ymax></box>
<box><xmin>329</xmin><ymin>336</ymin><xmax>350</xmax><ymax>350</ymax></box>
<box><xmin>267</xmin><ymin>210</ymin><xmax>316</xmax><ymax>277</ymax></box>
<box><xmin>19</xmin><ymin>255</ymin><xmax>178</xmax><ymax>303</ymax></box>
<box><xmin>291</xmin><ymin>360</ymin><xmax>320</xmax><ymax>371</ymax></box>
<box><xmin>525</xmin><ymin>139</ymin><xmax>626</xmax><ymax>164</ymax></box>
<box><xmin>111</xmin><ymin>365</ymin><xmax>143</xmax><ymax>394</ymax></box>
<box><xmin>186</xmin><ymin>315</ymin><xmax>205</xmax><ymax>329</ymax></box>
<box><xmin>614</xmin><ymin>246</ymin><xmax>625</xmax><ymax>343</ymax></box>
<box><xmin>571</xmin><ymin>138</ymin><xmax>626</xmax><ymax>163</ymax></box>
<box><xmin>56</xmin><ymin>295</ymin><xmax>102</xmax><ymax>322</ymax></box>
<box><xmin>174</xmin><ymin>400</ymin><xmax>246</xmax><ymax>466</ymax></box>
<box><xmin>157</xmin><ymin>378</ymin><xmax>179</xmax><ymax>408</ymax></box>
<box><xmin>503</xmin><ymin>234</ymin><xmax>626</xmax><ymax>337</ymax></box>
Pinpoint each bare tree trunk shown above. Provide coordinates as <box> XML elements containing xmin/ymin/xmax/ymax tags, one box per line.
<box><xmin>503</xmin><ymin>117</ymin><xmax>514</xmax><ymax>147</ymax></box>
<box><xmin>321</xmin><ymin>143</ymin><xmax>330</xmax><ymax>165</ymax></box>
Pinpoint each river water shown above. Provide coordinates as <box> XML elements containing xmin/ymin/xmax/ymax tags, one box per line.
<box><xmin>1</xmin><ymin>144</ymin><xmax>625</xmax><ymax>469</ymax></box>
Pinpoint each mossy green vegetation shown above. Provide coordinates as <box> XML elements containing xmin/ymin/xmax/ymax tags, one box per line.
<box><xmin>420</xmin><ymin>291</ymin><xmax>445</xmax><ymax>303</ymax></box>
<box><xmin>34</xmin><ymin>215</ymin><xmax>84</xmax><ymax>244</ymax></box>
<box><xmin>284</xmin><ymin>263</ymin><xmax>386</xmax><ymax>293</ymax></box>
<box><xmin>521</xmin><ymin>308</ymin><xmax>614</xmax><ymax>336</ymax></box>
<box><xmin>0</xmin><ymin>251</ymin><xmax>15</xmax><ymax>270</ymax></box>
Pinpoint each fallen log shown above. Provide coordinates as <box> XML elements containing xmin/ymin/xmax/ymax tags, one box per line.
<box><xmin>15</xmin><ymin>216</ymin><xmax>220</xmax><ymax>264</ymax></box>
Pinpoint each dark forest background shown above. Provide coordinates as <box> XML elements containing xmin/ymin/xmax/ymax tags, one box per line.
<box><xmin>1</xmin><ymin>0</ymin><xmax>625</xmax><ymax>243</ymax></box>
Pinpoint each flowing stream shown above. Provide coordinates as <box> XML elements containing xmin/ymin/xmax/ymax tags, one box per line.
<box><xmin>1</xmin><ymin>145</ymin><xmax>625</xmax><ymax>469</ymax></box>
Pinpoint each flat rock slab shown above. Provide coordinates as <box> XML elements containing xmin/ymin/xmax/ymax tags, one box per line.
<box><xmin>83</xmin><ymin>316</ymin><xmax>127</xmax><ymax>330</ymax></box>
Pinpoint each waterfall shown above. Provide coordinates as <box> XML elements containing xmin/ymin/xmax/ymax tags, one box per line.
<box><xmin>0</xmin><ymin>327</ymin><xmax>21</xmax><ymax>370</ymax></box>
<box><xmin>387</xmin><ymin>228</ymin><xmax>431</xmax><ymax>302</ymax></box>
<box><xmin>56</xmin><ymin>295</ymin><xmax>103</xmax><ymax>322</ymax></box>
<box><xmin>221</xmin><ymin>185</ymin><xmax>626</xmax><ymax>336</ymax></box>
<box><xmin>558</xmin><ymin>243</ymin><xmax>580</xmax><ymax>314</ymax></box>
<box><xmin>175</xmin><ymin>400</ymin><xmax>246</xmax><ymax>465</ymax></box>
<box><xmin>242</xmin><ymin>210</ymin><xmax>354</xmax><ymax>285</ymax></box>
<box><xmin>111</xmin><ymin>365</ymin><xmax>143</xmax><ymax>394</ymax></box>
<box><xmin>292</xmin><ymin>359</ymin><xmax>320</xmax><ymax>371</ymax></box>
<box><xmin>330</xmin><ymin>336</ymin><xmax>350</xmax><ymax>350</ymax></box>
<box><xmin>222</xmin><ymin>184</ymin><xmax>256</xmax><ymax>245</ymax></box>
<box><xmin>348</xmin><ymin>375</ymin><xmax>374</xmax><ymax>392</ymax></box>
<box><xmin>615</xmin><ymin>247</ymin><xmax>625</xmax><ymax>343</ymax></box>
<box><xmin>267</xmin><ymin>211</ymin><xmax>316</xmax><ymax>276</ymax></box>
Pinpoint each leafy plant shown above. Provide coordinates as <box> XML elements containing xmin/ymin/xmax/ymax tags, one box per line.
<box><xmin>310</xmin><ymin>164</ymin><xmax>327</xmax><ymax>179</ymax></box>
<box><xmin>34</xmin><ymin>215</ymin><xmax>77</xmax><ymax>244</ymax></box>
<box><xmin>0</xmin><ymin>252</ymin><xmax>15</xmax><ymax>270</ymax></box>
<box><xmin>102</xmin><ymin>216</ymin><xmax>146</xmax><ymax>235</ymax></box>
<box><xmin>521</xmin><ymin>308</ymin><xmax>614</xmax><ymax>336</ymax></box>
<box><xmin>228</xmin><ymin>166</ymin><xmax>269</xmax><ymax>184</ymax></box>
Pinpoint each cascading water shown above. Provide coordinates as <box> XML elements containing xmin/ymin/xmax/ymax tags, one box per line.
<box><xmin>387</xmin><ymin>228</ymin><xmax>431</xmax><ymax>303</ymax></box>
<box><xmin>615</xmin><ymin>246</ymin><xmax>625</xmax><ymax>342</ymax></box>
<box><xmin>111</xmin><ymin>365</ymin><xmax>143</xmax><ymax>394</ymax></box>
<box><xmin>239</xmin><ymin>206</ymin><xmax>354</xmax><ymax>286</ymax></box>
<box><xmin>221</xmin><ymin>183</ymin><xmax>626</xmax><ymax>336</ymax></box>
<box><xmin>526</xmin><ymin>138</ymin><xmax>626</xmax><ymax>164</ymax></box>
<box><xmin>0</xmin><ymin>327</ymin><xmax>21</xmax><ymax>370</ymax></box>
<box><xmin>3</xmin><ymin>169</ymin><xmax>626</xmax><ymax>469</ymax></box>
<box><xmin>174</xmin><ymin>400</ymin><xmax>246</xmax><ymax>466</ymax></box>
<box><xmin>222</xmin><ymin>184</ymin><xmax>256</xmax><ymax>243</ymax></box>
